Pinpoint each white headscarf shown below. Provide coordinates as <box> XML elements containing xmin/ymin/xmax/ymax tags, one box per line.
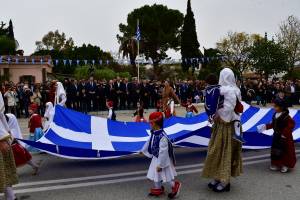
<box><xmin>0</xmin><ymin>92</ymin><xmax>11</xmax><ymax>140</ymax></box>
<box><xmin>55</xmin><ymin>82</ymin><xmax>66</xmax><ymax>106</ymax></box>
<box><xmin>0</xmin><ymin>92</ymin><xmax>5</xmax><ymax>114</ymax></box>
<box><xmin>43</xmin><ymin>102</ymin><xmax>55</xmax><ymax>131</ymax></box>
<box><xmin>6</xmin><ymin>113</ymin><xmax>23</xmax><ymax>139</ymax></box>
<box><xmin>217</xmin><ymin>68</ymin><xmax>242</xmax><ymax>122</ymax></box>
<box><xmin>44</xmin><ymin>102</ymin><xmax>54</xmax><ymax>119</ymax></box>
<box><xmin>219</xmin><ymin>68</ymin><xmax>237</xmax><ymax>87</ymax></box>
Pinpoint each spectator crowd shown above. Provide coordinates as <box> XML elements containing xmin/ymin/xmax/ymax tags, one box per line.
<box><xmin>1</xmin><ymin>76</ymin><xmax>300</xmax><ymax>118</ymax></box>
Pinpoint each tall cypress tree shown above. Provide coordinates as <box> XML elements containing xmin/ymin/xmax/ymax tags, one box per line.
<box><xmin>181</xmin><ymin>0</ymin><xmax>201</xmax><ymax>72</ymax></box>
<box><xmin>8</xmin><ymin>19</ymin><xmax>15</xmax><ymax>40</ymax></box>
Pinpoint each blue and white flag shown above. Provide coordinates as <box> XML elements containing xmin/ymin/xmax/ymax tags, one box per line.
<box><xmin>136</xmin><ymin>25</ymin><xmax>141</xmax><ymax>41</ymax></box>
<box><xmin>21</xmin><ymin>102</ymin><xmax>300</xmax><ymax>160</ymax></box>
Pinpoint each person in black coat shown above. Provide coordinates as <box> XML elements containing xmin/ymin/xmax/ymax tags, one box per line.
<box><xmin>64</xmin><ymin>79</ymin><xmax>72</xmax><ymax>109</ymax></box>
<box><xmin>124</xmin><ymin>78</ymin><xmax>130</xmax><ymax>109</ymax></box>
<box><xmin>128</xmin><ymin>79</ymin><xmax>139</xmax><ymax>109</ymax></box>
<box><xmin>139</xmin><ymin>80</ymin><xmax>150</xmax><ymax>109</ymax></box>
<box><xmin>78</xmin><ymin>80</ymin><xmax>87</xmax><ymax>112</ymax></box>
<box><xmin>68</xmin><ymin>80</ymin><xmax>80</xmax><ymax>111</ymax></box>
<box><xmin>96</xmin><ymin>81</ymin><xmax>106</xmax><ymax>111</ymax></box>
<box><xmin>86</xmin><ymin>77</ymin><xmax>98</xmax><ymax>111</ymax></box>
<box><xmin>114</xmin><ymin>77</ymin><xmax>126</xmax><ymax>110</ymax></box>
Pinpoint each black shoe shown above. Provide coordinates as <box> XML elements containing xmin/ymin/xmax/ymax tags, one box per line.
<box><xmin>208</xmin><ymin>181</ymin><xmax>220</xmax><ymax>190</ymax></box>
<box><xmin>213</xmin><ymin>183</ymin><xmax>230</xmax><ymax>192</ymax></box>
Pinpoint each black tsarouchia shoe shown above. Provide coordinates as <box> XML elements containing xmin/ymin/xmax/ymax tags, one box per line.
<box><xmin>208</xmin><ymin>181</ymin><xmax>220</xmax><ymax>190</ymax></box>
<box><xmin>213</xmin><ymin>183</ymin><xmax>230</xmax><ymax>193</ymax></box>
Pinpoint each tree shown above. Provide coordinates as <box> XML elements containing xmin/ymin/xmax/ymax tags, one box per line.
<box><xmin>276</xmin><ymin>15</ymin><xmax>300</xmax><ymax>72</ymax></box>
<box><xmin>0</xmin><ymin>21</ymin><xmax>7</xmax><ymax>36</ymax></box>
<box><xmin>216</xmin><ymin>32</ymin><xmax>262</xmax><ymax>78</ymax></box>
<box><xmin>0</xmin><ymin>36</ymin><xmax>16</xmax><ymax>55</ymax></box>
<box><xmin>198</xmin><ymin>48</ymin><xmax>222</xmax><ymax>80</ymax></box>
<box><xmin>7</xmin><ymin>20</ymin><xmax>14</xmax><ymax>40</ymax></box>
<box><xmin>35</xmin><ymin>30</ymin><xmax>74</xmax><ymax>51</ymax></box>
<box><xmin>249</xmin><ymin>35</ymin><xmax>289</xmax><ymax>79</ymax></box>
<box><xmin>0</xmin><ymin>20</ymin><xmax>17</xmax><ymax>54</ymax></box>
<box><xmin>181</xmin><ymin>0</ymin><xmax>201</xmax><ymax>72</ymax></box>
<box><xmin>117</xmin><ymin>4</ymin><xmax>184</xmax><ymax>75</ymax></box>
<box><xmin>33</xmin><ymin>43</ymin><xmax>115</xmax><ymax>74</ymax></box>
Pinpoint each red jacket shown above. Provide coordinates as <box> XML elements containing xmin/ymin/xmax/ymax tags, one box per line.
<box><xmin>266</xmin><ymin>114</ymin><xmax>296</xmax><ymax>168</ymax></box>
<box><xmin>29</xmin><ymin>114</ymin><xmax>42</xmax><ymax>133</ymax></box>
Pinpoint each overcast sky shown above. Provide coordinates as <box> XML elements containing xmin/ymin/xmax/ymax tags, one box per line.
<box><xmin>1</xmin><ymin>0</ymin><xmax>299</xmax><ymax>58</ymax></box>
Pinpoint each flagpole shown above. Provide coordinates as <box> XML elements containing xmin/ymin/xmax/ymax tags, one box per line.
<box><xmin>137</xmin><ymin>19</ymin><xmax>140</xmax><ymax>83</ymax></box>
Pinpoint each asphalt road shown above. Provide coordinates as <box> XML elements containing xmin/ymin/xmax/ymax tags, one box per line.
<box><xmin>7</xmin><ymin>147</ymin><xmax>300</xmax><ymax>200</ymax></box>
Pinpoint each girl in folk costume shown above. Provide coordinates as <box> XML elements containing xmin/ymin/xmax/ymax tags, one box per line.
<box><xmin>0</xmin><ymin>93</ymin><xmax>18</xmax><ymax>200</ymax></box>
<box><xmin>184</xmin><ymin>98</ymin><xmax>198</xmax><ymax>118</ymax></box>
<box><xmin>28</xmin><ymin>105</ymin><xmax>43</xmax><ymax>152</ymax></box>
<box><xmin>202</xmin><ymin>68</ymin><xmax>243</xmax><ymax>193</ymax></box>
<box><xmin>54</xmin><ymin>82</ymin><xmax>67</xmax><ymax>107</ymax></box>
<box><xmin>141</xmin><ymin>112</ymin><xmax>181</xmax><ymax>199</ymax></box>
<box><xmin>133</xmin><ymin>102</ymin><xmax>147</xmax><ymax>122</ymax></box>
<box><xmin>5</xmin><ymin>113</ymin><xmax>40</xmax><ymax>175</ymax></box>
<box><xmin>165</xmin><ymin>98</ymin><xmax>175</xmax><ymax>119</ymax></box>
<box><xmin>162</xmin><ymin>81</ymin><xmax>180</xmax><ymax>119</ymax></box>
<box><xmin>106</xmin><ymin>101</ymin><xmax>116</xmax><ymax>121</ymax></box>
<box><xmin>43</xmin><ymin>102</ymin><xmax>54</xmax><ymax>131</ymax></box>
<box><xmin>257</xmin><ymin>98</ymin><xmax>296</xmax><ymax>173</ymax></box>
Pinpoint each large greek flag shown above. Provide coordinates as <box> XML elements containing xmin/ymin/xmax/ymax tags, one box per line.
<box><xmin>21</xmin><ymin>103</ymin><xmax>300</xmax><ymax>159</ymax></box>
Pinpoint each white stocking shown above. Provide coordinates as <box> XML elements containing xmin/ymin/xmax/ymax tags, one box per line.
<box><xmin>5</xmin><ymin>187</ymin><xmax>15</xmax><ymax>200</ymax></box>
<box><xmin>27</xmin><ymin>160</ymin><xmax>38</xmax><ymax>168</ymax></box>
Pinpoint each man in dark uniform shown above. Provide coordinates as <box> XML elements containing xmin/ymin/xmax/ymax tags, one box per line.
<box><xmin>114</xmin><ymin>77</ymin><xmax>126</xmax><ymax>110</ymax></box>
<box><xmin>96</xmin><ymin>81</ymin><xmax>106</xmax><ymax>111</ymax></box>
<box><xmin>68</xmin><ymin>80</ymin><xmax>80</xmax><ymax>111</ymax></box>
<box><xmin>128</xmin><ymin>78</ymin><xmax>139</xmax><ymax>109</ymax></box>
<box><xmin>140</xmin><ymin>80</ymin><xmax>150</xmax><ymax>109</ymax></box>
<box><xmin>86</xmin><ymin>77</ymin><xmax>97</xmax><ymax>111</ymax></box>
<box><xmin>78</xmin><ymin>80</ymin><xmax>87</xmax><ymax>112</ymax></box>
<box><xmin>124</xmin><ymin>78</ymin><xmax>130</xmax><ymax>109</ymax></box>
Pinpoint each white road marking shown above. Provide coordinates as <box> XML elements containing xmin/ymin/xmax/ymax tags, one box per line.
<box><xmin>16</xmin><ymin>152</ymin><xmax>280</xmax><ymax>188</ymax></box>
<box><xmin>12</xmin><ymin>157</ymin><xmax>285</xmax><ymax>194</ymax></box>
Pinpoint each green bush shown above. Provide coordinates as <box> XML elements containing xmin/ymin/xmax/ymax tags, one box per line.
<box><xmin>283</xmin><ymin>70</ymin><xmax>300</xmax><ymax>80</ymax></box>
<box><xmin>117</xmin><ymin>71</ymin><xmax>131</xmax><ymax>79</ymax></box>
<box><xmin>94</xmin><ymin>68</ymin><xmax>116</xmax><ymax>80</ymax></box>
<box><xmin>74</xmin><ymin>66</ymin><xmax>90</xmax><ymax>80</ymax></box>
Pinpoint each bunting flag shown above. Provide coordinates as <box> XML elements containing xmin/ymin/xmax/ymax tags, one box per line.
<box><xmin>20</xmin><ymin>102</ymin><xmax>300</xmax><ymax>160</ymax></box>
<box><xmin>0</xmin><ymin>55</ymin><xmax>249</xmax><ymax>66</ymax></box>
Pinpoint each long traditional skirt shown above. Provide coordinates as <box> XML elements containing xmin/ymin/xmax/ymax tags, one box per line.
<box><xmin>202</xmin><ymin>120</ymin><xmax>243</xmax><ymax>183</ymax></box>
<box><xmin>0</xmin><ymin>145</ymin><xmax>18</xmax><ymax>192</ymax></box>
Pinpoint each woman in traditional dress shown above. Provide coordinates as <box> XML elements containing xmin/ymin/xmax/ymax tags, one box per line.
<box><xmin>161</xmin><ymin>81</ymin><xmax>181</xmax><ymax>118</ymax></box>
<box><xmin>202</xmin><ymin>68</ymin><xmax>243</xmax><ymax>192</ymax></box>
<box><xmin>0</xmin><ymin>93</ymin><xmax>18</xmax><ymax>200</ymax></box>
<box><xmin>54</xmin><ymin>82</ymin><xmax>67</xmax><ymax>107</ymax></box>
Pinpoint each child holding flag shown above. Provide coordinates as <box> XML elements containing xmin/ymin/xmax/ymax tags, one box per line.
<box><xmin>257</xmin><ymin>98</ymin><xmax>296</xmax><ymax>173</ymax></box>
